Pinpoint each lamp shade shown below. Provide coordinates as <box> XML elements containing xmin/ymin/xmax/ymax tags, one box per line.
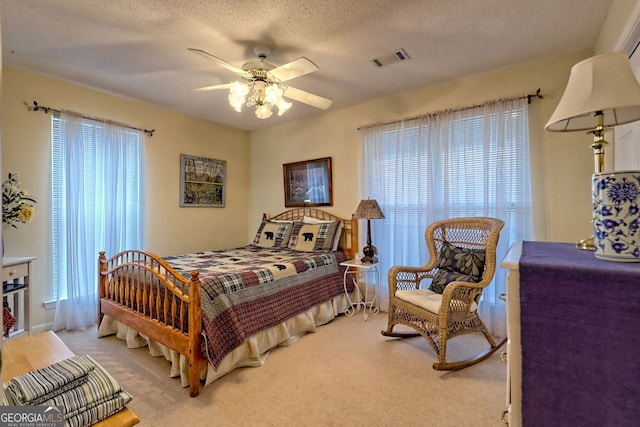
<box><xmin>354</xmin><ymin>199</ymin><xmax>385</xmax><ymax>220</ymax></box>
<box><xmin>545</xmin><ymin>52</ymin><xmax>640</xmax><ymax>132</ymax></box>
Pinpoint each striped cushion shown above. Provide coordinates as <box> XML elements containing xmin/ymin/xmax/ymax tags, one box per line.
<box><xmin>41</xmin><ymin>356</ymin><xmax>126</xmax><ymax>418</ymax></box>
<box><xmin>64</xmin><ymin>391</ymin><xmax>133</xmax><ymax>427</ymax></box>
<box><xmin>4</xmin><ymin>354</ymin><xmax>95</xmax><ymax>405</ymax></box>
<box><xmin>4</xmin><ymin>354</ymin><xmax>133</xmax><ymax>427</ymax></box>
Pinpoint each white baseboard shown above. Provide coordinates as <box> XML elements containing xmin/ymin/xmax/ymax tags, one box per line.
<box><xmin>31</xmin><ymin>322</ymin><xmax>53</xmax><ymax>335</ymax></box>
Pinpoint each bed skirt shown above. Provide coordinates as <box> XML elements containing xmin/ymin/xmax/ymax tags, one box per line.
<box><xmin>98</xmin><ymin>293</ymin><xmax>352</xmax><ymax>388</ymax></box>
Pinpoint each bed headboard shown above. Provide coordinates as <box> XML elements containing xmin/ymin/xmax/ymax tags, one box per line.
<box><xmin>264</xmin><ymin>208</ymin><xmax>358</xmax><ymax>260</ymax></box>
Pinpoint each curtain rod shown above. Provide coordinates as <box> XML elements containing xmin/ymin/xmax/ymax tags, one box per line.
<box><xmin>357</xmin><ymin>88</ymin><xmax>543</xmax><ymax>131</ymax></box>
<box><xmin>28</xmin><ymin>100</ymin><xmax>155</xmax><ymax>136</ymax></box>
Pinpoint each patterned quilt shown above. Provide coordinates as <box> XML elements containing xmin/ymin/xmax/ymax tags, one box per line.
<box><xmin>164</xmin><ymin>246</ymin><xmax>349</xmax><ymax>369</ymax></box>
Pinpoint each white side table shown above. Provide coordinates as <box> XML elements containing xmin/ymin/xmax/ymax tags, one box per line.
<box><xmin>340</xmin><ymin>260</ymin><xmax>380</xmax><ymax>320</ymax></box>
<box><xmin>3</xmin><ymin>256</ymin><xmax>36</xmax><ymax>339</ymax></box>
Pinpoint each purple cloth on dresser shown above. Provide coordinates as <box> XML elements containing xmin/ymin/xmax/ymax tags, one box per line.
<box><xmin>519</xmin><ymin>241</ymin><xmax>640</xmax><ymax>427</ymax></box>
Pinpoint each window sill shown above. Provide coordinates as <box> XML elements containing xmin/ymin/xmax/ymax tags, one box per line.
<box><xmin>43</xmin><ymin>300</ymin><xmax>57</xmax><ymax>310</ymax></box>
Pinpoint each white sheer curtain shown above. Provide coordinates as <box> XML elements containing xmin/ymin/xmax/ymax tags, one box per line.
<box><xmin>52</xmin><ymin>112</ymin><xmax>145</xmax><ymax>331</ymax></box>
<box><xmin>360</xmin><ymin>97</ymin><xmax>533</xmax><ymax>336</ymax></box>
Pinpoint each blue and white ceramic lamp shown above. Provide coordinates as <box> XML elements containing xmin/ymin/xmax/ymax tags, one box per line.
<box><xmin>592</xmin><ymin>170</ymin><xmax>640</xmax><ymax>262</ymax></box>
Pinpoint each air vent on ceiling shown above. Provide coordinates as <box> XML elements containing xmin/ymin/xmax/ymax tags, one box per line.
<box><xmin>371</xmin><ymin>48</ymin><xmax>411</xmax><ymax>68</ymax></box>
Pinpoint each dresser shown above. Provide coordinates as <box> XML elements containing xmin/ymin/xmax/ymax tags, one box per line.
<box><xmin>2</xmin><ymin>256</ymin><xmax>35</xmax><ymax>339</ymax></box>
<box><xmin>501</xmin><ymin>241</ymin><xmax>640</xmax><ymax>427</ymax></box>
<box><xmin>500</xmin><ymin>242</ymin><xmax>523</xmax><ymax>426</ymax></box>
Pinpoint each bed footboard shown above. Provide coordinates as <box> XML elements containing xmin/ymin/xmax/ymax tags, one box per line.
<box><xmin>98</xmin><ymin>250</ymin><xmax>204</xmax><ymax>397</ymax></box>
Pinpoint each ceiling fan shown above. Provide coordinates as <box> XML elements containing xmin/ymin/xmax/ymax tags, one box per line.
<box><xmin>187</xmin><ymin>46</ymin><xmax>333</xmax><ymax>119</ymax></box>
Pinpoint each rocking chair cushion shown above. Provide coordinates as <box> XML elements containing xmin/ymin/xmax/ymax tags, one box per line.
<box><xmin>429</xmin><ymin>241</ymin><xmax>486</xmax><ymax>293</ymax></box>
<box><xmin>396</xmin><ymin>289</ymin><xmax>478</xmax><ymax>314</ymax></box>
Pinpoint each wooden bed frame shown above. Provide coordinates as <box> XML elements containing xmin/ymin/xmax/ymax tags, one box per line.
<box><xmin>98</xmin><ymin>208</ymin><xmax>358</xmax><ymax>397</ymax></box>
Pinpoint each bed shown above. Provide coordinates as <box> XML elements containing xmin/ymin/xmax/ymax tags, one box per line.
<box><xmin>97</xmin><ymin>208</ymin><xmax>358</xmax><ymax>397</ymax></box>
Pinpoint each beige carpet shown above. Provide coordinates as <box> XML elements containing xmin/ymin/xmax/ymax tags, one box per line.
<box><xmin>57</xmin><ymin>313</ymin><xmax>506</xmax><ymax>427</ymax></box>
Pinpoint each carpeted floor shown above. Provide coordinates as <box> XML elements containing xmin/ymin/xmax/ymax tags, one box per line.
<box><xmin>57</xmin><ymin>313</ymin><xmax>506</xmax><ymax>426</ymax></box>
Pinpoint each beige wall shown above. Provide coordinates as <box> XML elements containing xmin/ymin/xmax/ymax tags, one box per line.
<box><xmin>2</xmin><ymin>0</ymin><xmax>637</xmax><ymax>331</ymax></box>
<box><xmin>0</xmin><ymin>51</ymin><xmax>623</xmax><ymax>332</ymax></box>
<box><xmin>248</xmin><ymin>51</ymin><xmax>596</xmax><ymax>245</ymax></box>
<box><xmin>1</xmin><ymin>66</ymin><xmax>250</xmax><ymax>329</ymax></box>
<box><xmin>595</xmin><ymin>0</ymin><xmax>640</xmax><ymax>53</ymax></box>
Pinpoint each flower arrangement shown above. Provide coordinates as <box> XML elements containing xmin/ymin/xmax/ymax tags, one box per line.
<box><xmin>2</xmin><ymin>172</ymin><xmax>36</xmax><ymax>227</ymax></box>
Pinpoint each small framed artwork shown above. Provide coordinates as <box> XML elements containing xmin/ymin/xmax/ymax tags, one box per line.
<box><xmin>180</xmin><ymin>154</ymin><xmax>226</xmax><ymax>207</ymax></box>
<box><xmin>283</xmin><ymin>157</ymin><xmax>333</xmax><ymax>207</ymax></box>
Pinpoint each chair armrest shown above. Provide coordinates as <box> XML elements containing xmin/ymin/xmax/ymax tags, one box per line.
<box><xmin>387</xmin><ymin>265</ymin><xmax>435</xmax><ymax>294</ymax></box>
<box><xmin>440</xmin><ymin>281</ymin><xmax>484</xmax><ymax>319</ymax></box>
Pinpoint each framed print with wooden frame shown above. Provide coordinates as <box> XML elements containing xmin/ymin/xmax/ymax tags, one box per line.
<box><xmin>283</xmin><ymin>157</ymin><xmax>333</xmax><ymax>207</ymax></box>
<box><xmin>180</xmin><ymin>154</ymin><xmax>226</xmax><ymax>207</ymax></box>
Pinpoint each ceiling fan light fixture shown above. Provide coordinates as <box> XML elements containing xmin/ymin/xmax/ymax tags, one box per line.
<box><xmin>188</xmin><ymin>47</ymin><xmax>332</xmax><ymax>117</ymax></box>
<box><xmin>264</xmin><ymin>83</ymin><xmax>283</xmax><ymax>104</ymax></box>
<box><xmin>228</xmin><ymin>79</ymin><xmax>291</xmax><ymax>119</ymax></box>
<box><xmin>228</xmin><ymin>81</ymin><xmax>249</xmax><ymax>112</ymax></box>
<box><xmin>255</xmin><ymin>103</ymin><xmax>273</xmax><ymax>119</ymax></box>
<box><xmin>276</xmin><ymin>98</ymin><xmax>292</xmax><ymax>116</ymax></box>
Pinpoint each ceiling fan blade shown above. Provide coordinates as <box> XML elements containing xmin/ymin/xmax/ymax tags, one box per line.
<box><xmin>284</xmin><ymin>86</ymin><xmax>333</xmax><ymax>110</ymax></box>
<box><xmin>269</xmin><ymin>57</ymin><xmax>319</xmax><ymax>82</ymax></box>
<box><xmin>187</xmin><ymin>83</ymin><xmax>232</xmax><ymax>92</ymax></box>
<box><xmin>187</xmin><ymin>48</ymin><xmax>252</xmax><ymax>79</ymax></box>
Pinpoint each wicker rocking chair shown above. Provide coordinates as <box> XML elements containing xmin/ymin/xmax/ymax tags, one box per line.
<box><xmin>381</xmin><ymin>217</ymin><xmax>506</xmax><ymax>370</ymax></box>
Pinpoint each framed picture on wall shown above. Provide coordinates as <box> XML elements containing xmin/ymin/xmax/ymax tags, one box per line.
<box><xmin>180</xmin><ymin>154</ymin><xmax>226</xmax><ymax>207</ymax></box>
<box><xmin>283</xmin><ymin>157</ymin><xmax>333</xmax><ymax>207</ymax></box>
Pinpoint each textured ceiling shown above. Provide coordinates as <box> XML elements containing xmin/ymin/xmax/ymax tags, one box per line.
<box><xmin>1</xmin><ymin>0</ymin><xmax>614</xmax><ymax>131</ymax></box>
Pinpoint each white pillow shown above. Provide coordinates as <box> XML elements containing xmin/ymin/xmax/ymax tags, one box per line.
<box><xmin>302</xmin><ymin>216</ymin><xmax>343</xmax><ymax>251</ymax></box>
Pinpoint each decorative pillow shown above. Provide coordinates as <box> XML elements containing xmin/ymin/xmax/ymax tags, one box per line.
<box><xmin>428</xmin><ymin>241</ymin><xmax>486</xmax><ymax>294</ymax></box>
<box><xmin>252</xmin><ymin>220</ymin><xmax>294</xmax><ymax>249</ymax></box>
<box><xmin>287</xmin><ymin>220</ymin><xmax>340</xmax><ymax>252</ymax></box>
<box><xmin>302</xmin><ymin>216</ymin><xmax>343</xmax><ymax>251</ymax></box>
<box><xmin>429</xmin><ymin>270</ymin><xmax>476</xmax><ymax>294</ymax></box>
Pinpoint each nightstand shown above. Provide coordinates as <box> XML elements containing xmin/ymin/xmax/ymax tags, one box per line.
<box><xmin>340</xmin><ymin>259</ymin><xmax>380</xmax><ymax>320</ymax></box>
<box><xmin>3</xmin><ymin>256</ymin><xmax>35</xmax><ymax>339</ymax></box>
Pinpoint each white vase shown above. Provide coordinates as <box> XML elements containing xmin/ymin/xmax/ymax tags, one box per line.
<box><xmin>592</xmin><ymin>171</ymin><xmax>640</xmax><ymax>262</ymax></box>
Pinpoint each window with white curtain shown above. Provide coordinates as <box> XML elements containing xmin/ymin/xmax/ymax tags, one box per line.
<box><xmin>51</xmin><ymin>112</ymin><xmax>145</xmax><ymax>331</ymax></box>
<box><xmin>360</xmin><ymin>97</ymin><xmax>533</xmax><ymax>336</ymax></box>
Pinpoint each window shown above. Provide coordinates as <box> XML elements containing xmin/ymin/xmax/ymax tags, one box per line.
<box><xmin>360</xmin><ymin>97</ymin><xmax>533</xmax><ymax>335</ymax></box>
<box><xmin>51</xmin><ymin>113</ymin><xmax>145</xmax><ymax>330</ymax></box>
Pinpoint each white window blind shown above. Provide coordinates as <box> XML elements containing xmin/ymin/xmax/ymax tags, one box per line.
<box><xmin>50</xmin><ymin>114</ymin><xmax>145</xmax><ymax>321</ymax></box>
<box><xmin>360</xmin><ymin>97</ymin><xmax>533</xmax><ymax>335</ymax></box>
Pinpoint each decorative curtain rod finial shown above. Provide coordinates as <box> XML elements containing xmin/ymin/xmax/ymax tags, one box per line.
<box><xmin>29</xmin><ymin>100</ymin><xmax>58</xmax><ymax>114</ymax></box>
<box><xmin>527</xmin><ymin>88</ymin><xmax>543</xmax><ymax>104</ymax></box>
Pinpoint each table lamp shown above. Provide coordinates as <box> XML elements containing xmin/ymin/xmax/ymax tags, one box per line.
<box><xmin>354</xmin><ymin>199</ymin><xmax>385</xmax><ymax>263</ymax></box>
<box><xmin>545</xmin><ymin>52</ymin><xmax>640</xmax><ymax>251</ymax></box>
